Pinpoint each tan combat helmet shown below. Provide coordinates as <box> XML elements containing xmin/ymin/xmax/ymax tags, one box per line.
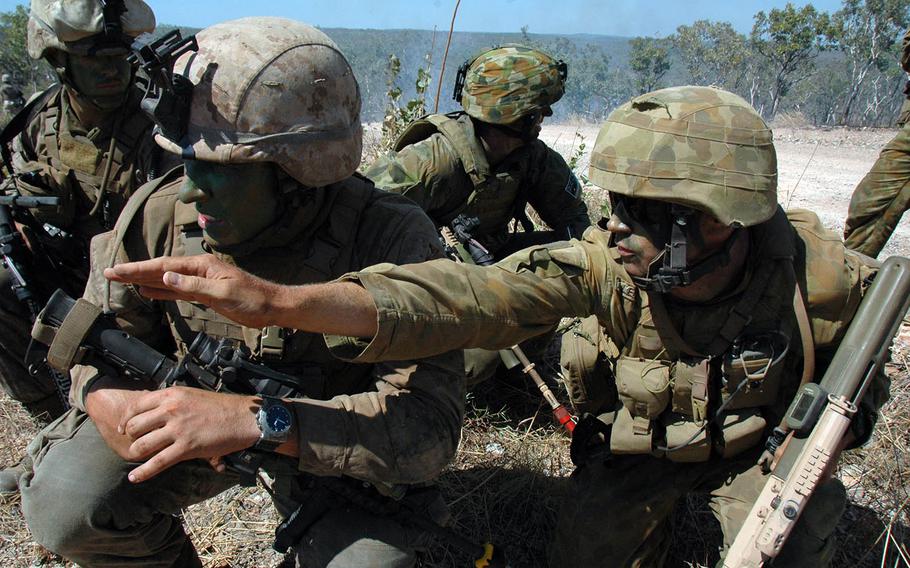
<box><xmin>455</xmin><ymin>44</ymin><xmax>567</xmax><ymax>125</ymax></box>
<box><xmin>589</xmin><ymin>86</ymin><xmax>778</xmax><ymax>292</ymax></box>
<box><xmin>591</xmin><ymin>85</ymin><xmax>778</xmax><ymax>228</ymax></box>
<box><xmin>154</xmin><ymin>17</ymin><xmax>362</xmax><ymax>188</ymax></box>
<box><xmin>27</xmin><ymin>0</ymin><xmax>155</xmax><ymax>59</ymax></box>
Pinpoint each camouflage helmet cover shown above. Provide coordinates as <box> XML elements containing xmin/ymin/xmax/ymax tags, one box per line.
<box><xmin>27</xmin><ymin>0</ymin><xmax>156</xmax><ymax>59</ymax></box>
<box><xmin>154</xmin><ymin>17</ymin><xmax>363</xmax><ymax>188</ymax></box>
<box><xmin>458</xmin><ymin>44</ymin><xmax>566</xmax><ymax>124</ymax></box>
<box><xmin>590</xmin><ymin>86</ymin><xmax>777</xmax><ymax>227</ymax></box>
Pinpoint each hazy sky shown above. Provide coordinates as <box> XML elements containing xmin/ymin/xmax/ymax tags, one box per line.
<box><xmin>0</xmin><ymin>0</ymin><xmax>847</xmax><ymax>37</ymax></box>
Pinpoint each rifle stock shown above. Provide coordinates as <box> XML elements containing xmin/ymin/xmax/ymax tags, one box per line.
<box><xmin>724</xmin><ymin>255</ymin><xmax>910</xmax><ymax>567</ymax></box>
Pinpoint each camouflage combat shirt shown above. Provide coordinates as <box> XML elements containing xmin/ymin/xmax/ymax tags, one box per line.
<box><xmin>328</xmin><ymin>208</ymin><xmax>887</xmax><ymax>452</ymax></box>
<box><xmin>76</xmin><ymin>171</ymin><xmax>465</xmax><ymax>485</ymax></box>
<box><xmin>365</xmin><ymin>112</ymin><xmax>590</xmax><ymax>255</ymax></box>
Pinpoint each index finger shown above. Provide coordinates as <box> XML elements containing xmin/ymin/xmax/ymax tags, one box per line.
<box><xmin>105</xmin><ymin>255</ymin><xmax>214</xmax><ymax>286</ymax></box>
<box><xmin>127</xmin><ymin>443</ymin><xmax>182</xmax><ymax>483</ymax></box>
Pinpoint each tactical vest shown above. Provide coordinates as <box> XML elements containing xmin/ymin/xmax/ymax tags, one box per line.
<box><xmin>14</xmin><ymin>86</ymin><xmax>158</xmax><ymax>235</ymax></box>
<box><xmin>574</xmin><ymin>210</ymin><xmax>811</xmax><ymax>463</ymax></box>
<box><xmin>106</xmin><ymin>171</ymin><xmax>378</xmax><ymax>400</ymax></box>
<box><xmin>396</xmin><ymin>112</ymin><xmax>542</xmax><ymax>250</ymax></box>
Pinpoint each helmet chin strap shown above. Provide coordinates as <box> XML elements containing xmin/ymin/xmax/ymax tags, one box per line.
<box><xmin>631</xmin><ymin>205</ymin><xmax>738</xmax><ymax>293</ymax></box>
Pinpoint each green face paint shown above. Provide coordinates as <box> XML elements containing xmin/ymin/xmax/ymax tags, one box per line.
<box><xmin>65</xmin><ymin>52</ymin><xmax>132</xmax><ymax>109</ymax></box>
<box><xmin>180</xmin><ymin>160</ymin><xmax>282</xmax><ymax>248</ymax></box>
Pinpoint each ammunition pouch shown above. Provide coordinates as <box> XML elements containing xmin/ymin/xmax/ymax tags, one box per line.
<box><xmin>608</xmin><ymin>332</ymin><xmax>785</xmax><ymax>462</ymax></box>
<box><xmin>560</xmin><ymin>314</ymin><xmax>618</xmax><ymax>415</ymax></box>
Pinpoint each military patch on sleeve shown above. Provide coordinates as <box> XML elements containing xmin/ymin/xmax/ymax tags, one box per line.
<box><xmin>564</xmin><ymin>172</ymin><xmax>581</xmax><ymax>199</ymax></box>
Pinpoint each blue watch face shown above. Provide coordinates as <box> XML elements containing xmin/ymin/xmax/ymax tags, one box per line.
<box><xmin>266</xmin><ymin>405</ymin><xmax>292</xmax><ymax>433</ymax></box>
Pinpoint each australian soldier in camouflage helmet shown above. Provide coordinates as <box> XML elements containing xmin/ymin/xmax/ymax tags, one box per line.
<box><xmin>843</xmin><ymin>28</ymin><xmax>910</xmax><ymax>257</ymax></box>
<box><xmin>365</xmin><ymin>44</ymin><xmax>590</xmax><ymax>258</ymax></box>
<box><xmin>0</xmin><ymin>0</ymin><xmax>173</xmax><ymax>428</ymax></box>
<box><xmin>18</xmin><ymin>17</ymin><xmax>463</xmax><ymax>567</ymax></box>
<box><xmin>367</xmin><ymin>44</ymin><xmax>590</xmax><ymax>384</ymax></box>
<box><xmin>110</xmin><ymin>85</ymin><xmax>889</xmax><ymax>567</ymax></box>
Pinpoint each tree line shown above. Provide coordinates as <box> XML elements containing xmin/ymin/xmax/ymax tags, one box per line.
<box><xmin>1</xmin><ymin>1</ymin><xmax>908</xmax><ymax>127</ymax></box>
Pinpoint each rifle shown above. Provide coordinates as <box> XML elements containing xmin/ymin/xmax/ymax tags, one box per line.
<box><xmin>30</xmin><ymin>289</ymin><xmax>509</xmax><ymax>567</ymax></box>
<box><xmin>441</xmin><ymin>215</ymin><xmax>576</xmax><ymax>434</ymax></box>
<box><xmin>724</xmin><ymin>255</ymin><xmax>910</xmax><ymax>567</ymax></box>
<box><xmin>0</xmin><ymin>176</ymin><xmax>72</xmax><ymax>409</ymax></box>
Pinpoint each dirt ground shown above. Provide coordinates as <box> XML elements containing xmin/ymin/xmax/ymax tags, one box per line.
<box><xmin>0</xmin><ymin>125</ymin><xmax>908</xmax><ymax>567</ymax></box>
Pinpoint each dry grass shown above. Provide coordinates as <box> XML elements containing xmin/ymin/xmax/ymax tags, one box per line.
<box><xmin>1</xmin><ymin>331</ymin><xmax>907</xmax><ymax>567</ymax></box>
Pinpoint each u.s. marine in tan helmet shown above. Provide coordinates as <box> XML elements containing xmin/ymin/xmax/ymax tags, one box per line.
<box><xmin>0</xmin><ymin>0</ymin><xmax>175</xmax><ymax>427</ymax></box>
<box><xmin>105</xmin><ymin>85</ymin><xmax>891</xmax><ymax>567</ymax></box>
<box><xmin>18</xmin><ymin>17</ymin><xmax>464</xmax><ymax>568</ymax></box>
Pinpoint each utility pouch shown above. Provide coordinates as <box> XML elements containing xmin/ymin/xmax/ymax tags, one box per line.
<box><xmin>714</xmin><ymin>409</ymin><xmax>767</xmax><ymax>458</ymax></box>
<box><xmin>615</xmin><ymin>356</ymin><xmax>671</xmax><ymax>419</ymax></box>
<box><xmin>560</xmin><ymin>315</ymin><xmax>617</xmax><ymax>415</ymax></box>
<box><xmin>671</xmin><ymin>357</ymin><xmax>711</xmax><ymax>421</ymax></box>
<box><xmin>610</xmin><ymin>405</ymin><xmax>653</xmax><ymax>455</ymax></box>
<box><xmin>721</xmin><ymin>331</ymin><xmax>789</xmax><ymax>411</ymax></box>
<box><xmin>661</xmin><ymin>413</ymin><xmax>711</xmax><ymax>463</ymax></box>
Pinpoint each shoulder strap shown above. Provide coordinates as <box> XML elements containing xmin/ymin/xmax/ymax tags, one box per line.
<box><xmin>397</xmin><ymin>113</ymin><xmax>491</xmax><ymax>190</ymax></box>
<box><xmin>102</xmin><ymin>165</ymin><xmax>184</xmax><ymax>312</ymax></box>
<box><xmin>0</xmin><ymin>84</ymin><xmax>61</xmax><ymax>169</ymax></box>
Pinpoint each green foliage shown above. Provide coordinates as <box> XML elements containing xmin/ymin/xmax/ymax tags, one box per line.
<box><xmin>0</xmin><ymin>4</ymin><xmax>54</xmax><ymax>95</ymax></box>
<box><xmin>672</xmin><ymin>21</ymin><xmax>749</xmax><ymax>91</ymax></box>
<box><xmin>826</xmin><ymin>0</ymin><xmax>910</xmax><ymax>124</ymax></box>
<box><xmin>751</xmin><ymin>3</ymin><xmax>833</xmax><ymax>118</ymax></box>
<box><xmin>628</xmin><ymin>36</ymin><xmax>671</xmax><ymax>94</ymax></box>
<box><xmin>567</xmin><ymin>131</ymin><xmax>589</xmax><ymax>187</ymax></box>
<box><xmin>380</xmin><ymin>53</ymin><xmax>432</xmax><ymax>151</ymax></box>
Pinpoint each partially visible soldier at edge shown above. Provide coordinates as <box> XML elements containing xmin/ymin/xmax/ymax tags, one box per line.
<box><xmin>843</xmin><ymin>27</ymin><xmax>910</xmax><ymax>257</ymax></box>
<box><xmin>111</xmin><ymin>86</ymin><xmax>890</xmax><ymax>567</ymax></box>
<box><xmin>1</xmin><ymin>73</ymin><xmax>26</xmax><ymax>115</ymax></box>
<box><xmin>0</xmin><ymin>0</ymin><xmax>165</xmax><ymax>431</ymax></box>
<box><xmin>365</xmin><ymin>44</ymin><xmax>590</xmax><ymax>260</ymax></box>
<box><xmin>19</xmin><ymin>17</ymin><xmax>463</xmax><ymax>567</ymax></box>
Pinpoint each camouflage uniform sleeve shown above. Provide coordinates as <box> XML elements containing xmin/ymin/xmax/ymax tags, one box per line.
<box><xmin>291</xmin><ymin>350</ymin><xmax>465</xmax><ymax>484</ymax></box>
<box><xmin>294</xmin><ymin>198</ymin><xmax>463</xmax><ymax>483</ymax></box>
<box><xmin>326</xmin><ymin>236</ymin><xmax>610</xmax><ymax>362</ymax></box>
<box><xmin>525</xmin><ymin>142</ymin><xmax>591</xmax><ymax>238</ymax></box>
<box><xmin>793</xmin><ymin>209</ymin><xmax>886</xmax><ymax>446</ymax></box>
<box><xmin>364</xmin><ymin>135</ymin><xmax>473</xmax><ymax>223</ymax></box>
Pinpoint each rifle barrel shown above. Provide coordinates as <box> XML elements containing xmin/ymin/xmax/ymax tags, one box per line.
<box><xmin>0</xmin><ymin>195</ymin><xmax>61</xmax><ymax>208</ymax></box>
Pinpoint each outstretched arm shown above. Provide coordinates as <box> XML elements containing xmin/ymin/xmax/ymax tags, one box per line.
<box><xmin>104</xmin><ymin>254</ymin><xmax>378</xmax><ymax>337</ymax></box>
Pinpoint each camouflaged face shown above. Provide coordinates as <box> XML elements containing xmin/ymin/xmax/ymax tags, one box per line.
<box><xmin>591</xmin><ymin>86</ymin><xmax>778</xmax><ymax>228</ymax></box>
<box><xmin>27</xmin><ymin>0</ymin><xmax>155</xmax><ymax>59</ymax></box>
<box><xmin>460</xmin><ymin>44</ymin><xmax>566</xmax><ymax>125</ymax></box>
<box><xmin>155</xmin><ymin>17</ymin><xmax>362</xmax><ymax>188</ymax></box>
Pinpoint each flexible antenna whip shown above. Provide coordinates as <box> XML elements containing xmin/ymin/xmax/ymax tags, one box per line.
<box><xmin>434</xmin><ymin>0</ymin><xmax>461</xmax><ymax>113</ymax></box>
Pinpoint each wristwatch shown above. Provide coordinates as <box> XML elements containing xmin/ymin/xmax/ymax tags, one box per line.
<box><xmin>254</xmin><ymin>396</ymin><xmax>294</xmax><ymax>452</ymax></box>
